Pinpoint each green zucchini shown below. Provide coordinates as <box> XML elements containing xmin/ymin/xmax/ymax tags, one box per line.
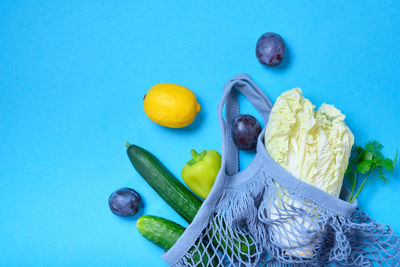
<box><xmin>126</xmin><ymin>142</ymin><xmax>203</xmax><ymax>223</ymax></box>
<box><xmin>137</xmin><ymin>215</ymin><xmax>216</xmax><ymax>266</ymax></box>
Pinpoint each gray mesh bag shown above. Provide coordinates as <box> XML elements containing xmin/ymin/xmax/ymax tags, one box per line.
<box><xmin>162</xmin><ymin>74</ymin><xmax>400</xmax><ymax>267</ymax></box>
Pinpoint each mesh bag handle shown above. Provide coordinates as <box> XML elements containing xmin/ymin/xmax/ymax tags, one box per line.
<box><xmin>217</xmin><ymin>73</ymin><xmax>273</xmax><ymax>176</ymax></box>
<box><xmin>162</xmin><ymin>74</ymin><xmax>274</xmax><ymax>264</ymax></box>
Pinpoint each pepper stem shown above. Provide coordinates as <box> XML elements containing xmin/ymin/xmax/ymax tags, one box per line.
<box><xmin>125</xmin><ymin>142</ymin><xmax>131</xmax><ymax>148</ymax></box>
<box><xmin>191</xmin><ymin>149</ymin><xmax>199</xmax><ymax>159</ymax></box>
<box><xmin>187</xmin><ymin>149</ymin><xmax>205</xmax><ymax>166</ymax></box>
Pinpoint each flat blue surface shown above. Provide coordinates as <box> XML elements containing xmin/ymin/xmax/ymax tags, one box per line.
<box><xmin>1</xmin><ymin>1</ymin><xmax>399</xmax><ymax>266</ymax></box>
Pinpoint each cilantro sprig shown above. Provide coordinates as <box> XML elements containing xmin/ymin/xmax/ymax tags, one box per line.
<box><xmin>345</xmin><ymin>140</ymin><xmax>398</xmax><ymax>203</ymax></box>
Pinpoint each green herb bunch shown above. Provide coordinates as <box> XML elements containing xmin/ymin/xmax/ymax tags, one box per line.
<box><xmin>346</xmin><ymin>140</ymin><xmax>398</xmax><ymax>203</ymax></box>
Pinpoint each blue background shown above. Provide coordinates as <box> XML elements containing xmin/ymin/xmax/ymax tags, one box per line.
<box><xmin>1</xmin><ymin>1</ymin><xmax>399</xmax><ymax>266</ymax></box>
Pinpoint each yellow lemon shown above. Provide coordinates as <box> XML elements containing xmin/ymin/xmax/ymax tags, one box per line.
<box><xmin>143</xmin><ymin>83</ymin><xmax>201</xmax><ymax>128</ymax></box>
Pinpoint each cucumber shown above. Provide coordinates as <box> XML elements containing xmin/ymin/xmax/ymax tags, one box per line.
<box><xmin>126</xmin><ymin>142</ymin><xmax>203</xmax><ymax>223</ymax></box>
<box><xmin>137</xmin><ymin>215</ymin><xmax>216</xmax><ymax>266</ymax></box>
<box><xmin>137</xmin><ymin>215</ymin><xmax>185</xmax><ymax>251</ymax></box>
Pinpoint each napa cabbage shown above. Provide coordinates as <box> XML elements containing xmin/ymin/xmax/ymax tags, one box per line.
<box><xmin>264</xmin><ymin>88</ymin><xmax>354</xmax><ymax>197</ymax></box>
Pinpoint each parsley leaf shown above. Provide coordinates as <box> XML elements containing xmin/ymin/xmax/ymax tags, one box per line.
<box><xmin>379</xmin><ymin>158</ymin><xmax>395</xmax><ymax>172</ymax></box>
<box><xmin>345</xmin><ymin>140</ymin><xmax>397</xmax><ymax>203</ymax></box>
<box><xmin>356</xmin><ymin>160</ymin><xmax>373</xmax><ymax>174</ymax></box>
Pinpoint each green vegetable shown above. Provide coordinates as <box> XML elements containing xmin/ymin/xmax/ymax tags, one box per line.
<box><xmin>210</xmin><ymin>221</ymin><xmax>256</xmax><ymax>260</ymax></box>
<box><xmin>137</xmin><ymin>215</ymin><xmax>185</xmax><ymax>251</ymax></box>
<box><xmin>182</xmin><ymin>149</ymin><xmax>221</xmax><ymax>199</ymax></box>
<box><xmin>126</xmin><ymin>143</ymin><xmax>253</xmax><ymax>259</ymax></box>
<box><xmin>125</xmin><ymin>142</ymin><xmax>203</xmax><ymax>223</ymax></box>
<box><xmin>345</xmin><ymin>140</ymin><xmax>398</xmax><ymax>203</ymax></box>
<box><xmin>137</xmin><ymin>215</ymin><xmax>216</xmax><ymax>266</ymax></box>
